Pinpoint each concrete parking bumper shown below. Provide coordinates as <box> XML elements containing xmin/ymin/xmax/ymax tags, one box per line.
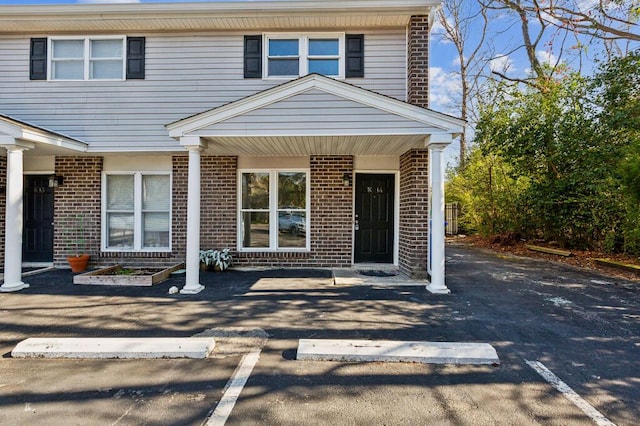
<box><xmin>296</xmin><ymin>339</ymin><xmax>500</xmax><ymax>365</ymax></box>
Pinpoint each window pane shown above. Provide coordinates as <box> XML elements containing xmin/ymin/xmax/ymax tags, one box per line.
<box><xmin>278</xmin><ymin>211</ymin><xmax>306</xmax><ymax>248</ymax></box>
<box><xmin>143</xmin><ymin>212</ymin><xmax>169</xmax><ymax>248</ymax></box>
<box><xmin>107</xmin><ymin>213</ymin><xmax>134</xmax><ymax>248</ymax></box>
<box><xmin>268</xmin><ymin>58</ymin><xmax>299</xmax><ymax>76</ymax></box>
<box><xmin>52</xmin><ymin>40</ymin><xmax>83</xmax><ymax>59</ymax></box>
<box><xmin>143</xmin><ymin>175</ymin><xmax>170</xmax><ymax>210</ymax></box>
<box><xmin>90</xmin><ymin>60</ymin><xmax>123</xmax><ymax>79</ymax></box>
<box><xmin>309</xmin><ymin>59</ymin><xmax>339</xmax><ymax>76</ymax></box>
<box><xmin>52</xmin><ymin>61</ymin><xmax>84</xmax><ymax>80</ymax></box>
<box><xmin>242</xmin><ymin>173</ymin><xmax>269</xmax><ymax>209</ymax></box>
<box><xmin>269</xmin><ymin>39</ymin><xmax>298</xmax><ymax>56</ymax></box>
<box><xmin>309</xmin><ymin>39</ymin><xmax>339</xmax><ymax>56</ymax></box>
<box><xmin>241</xmin><ymin>211</ymin><xmax>270</xmax><ymax>248</ymax></box>
<box><xmin>91</xmin><ymin>39</ymin><xmax>122</xmax><ymax>58</ymax></box>
<box><xmin>107</xmin><ymin>175</ymin><xmax>134</xmax><ymax>210</ymax></box>
<box><xmin>278</xmin><ymin>172</ymin><xmax>306</xmax><ymax>209</ymax></box>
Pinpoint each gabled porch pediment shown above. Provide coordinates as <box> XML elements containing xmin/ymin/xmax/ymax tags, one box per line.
<box><xmin>167</xmin><ymin>74</ymin><xmax>464</xmax><ymax>156</ymax></box>
<box><xmin>0</xmin><ymin>114</ymin><xmax>87</xmax><ymax>155</ymax></box>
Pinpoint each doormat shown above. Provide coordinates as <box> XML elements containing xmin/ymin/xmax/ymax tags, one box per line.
<box><xmin>357</xmin><ymin>270</ymin><xmax>398</xmax><ymax>277</ymax></box>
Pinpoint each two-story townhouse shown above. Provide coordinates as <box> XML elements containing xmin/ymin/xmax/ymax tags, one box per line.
<box><xmin>0</xmin><ymin>0</ymin><xmax>463</xmax><ymax>294</ymax></box>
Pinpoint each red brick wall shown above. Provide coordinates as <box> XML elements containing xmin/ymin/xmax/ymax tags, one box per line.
<box><xmin>55</xmin><ymin>156</ymin><xmax>180</xmax><ymax>268</ymax></box>
<box><xmin>172</xmin><ymin>155</ymin><xmax>188</xmax><ymax>258</ymax></box>
<box><xmin>201</xmin><ymin>156</ymin><xmax>238</xmax><ymax>249</ymax></box>
<box><xmin>309</xmin><ymin>155</ymin><xmax>353</xmax><ymax>267</ymax></box>
<box><xmin>407</xmin><ymin>15</ymin><xmax>430</xmax><ymax>108</ymax></box>
<box><xmin>0</xmin><ymin>156</ymin><xmax>6</xmax><ymax>265</ymax></box>
<box><xmin>53</xmin><ymin>157</ymin><xmax>103</xmax><ymax>268</ymax></box>
<box><xmin>51</xmin><ymin>155</ymin><xmax>354</xmax><ymax>269</ymax></box>
<box><xmin>399</xmin><ymin>149</ymin><xmax>429</xmax><ymax>278</ymax></box>
<box><xmin>172</xmin><ymin>155</ymin><xmax>237</xmax><ymax>260</ymax></box>
<box><xmin>234</xmin><ymin>155</ymin><xmax>353</xmax><ymax>267</ymax></box>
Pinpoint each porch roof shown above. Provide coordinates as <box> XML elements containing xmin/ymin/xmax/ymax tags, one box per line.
<box><xmin>167</xmin><ymin>74</ymin><xmax>465</xmax><ymax>156</ymax></box>
<box><xmin>0</xmin><ymin>114</ymin><xmax>87</xmax><ymax>155</ymax></box>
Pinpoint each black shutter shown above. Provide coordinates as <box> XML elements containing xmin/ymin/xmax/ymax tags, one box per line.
<box><xmin>244</xmin><ymin>35</ymin><xmax>262</xmax><ymax>78</ymax></box>
<box><xmin>126</xmin><ymin>37</ymin><xmax>145</xmax><ymax>79</ymax></box>
<box><xmin>30</xmin><ymin>38</ymin><xmax>47</xmax><ymax>80</ymax></box>
<box><xmin>345</xmin><ymin>34</ymin><xmax>364</xmax><ymax>78</ymax></box>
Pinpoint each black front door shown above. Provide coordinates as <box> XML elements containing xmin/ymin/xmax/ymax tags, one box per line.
<box><xmin>354</xmin><ymin>173</ymin><xmax>394</xmax><ymax>263</ymax></box>
<box><xmin>23</xmin><ymin>175</ymin><xmax>54</xmax><ymax>263</ymax></box>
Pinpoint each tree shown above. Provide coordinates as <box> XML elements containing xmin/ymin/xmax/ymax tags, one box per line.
<box><xmin>436</xmin><ymin>0</ymin><xmax>490</xmax><ymax>167</ymax></box>
<box><xmin>475</xmin><ymin>73</ymin><xmax>627</xmax><ymax>249</ymax></box>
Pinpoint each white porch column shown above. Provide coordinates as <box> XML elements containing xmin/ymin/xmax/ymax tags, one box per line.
<box><xmin>180</xmin><ymin>137</ymin><xmax>206</xmax><ymax>294</ymax></box>
<box><xmin>1</xmin><ymin>142</ymin><xmax>31</xmax><ymax>292</ymax></box>
<box><xmin>426</xmin><ymin>136</ymin><xmax>451</xmax><ymax>294</ymax></box>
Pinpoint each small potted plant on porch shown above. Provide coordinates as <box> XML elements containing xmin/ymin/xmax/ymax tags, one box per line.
<box><xmin>199</xmin><ymin>248</ymin><xmax>232</xmax><ymax>271</ymax></box>
<box><xmin>66</xmin><ymin>214</ymin><xmax>91</xmax><ymax>273</ymax></box>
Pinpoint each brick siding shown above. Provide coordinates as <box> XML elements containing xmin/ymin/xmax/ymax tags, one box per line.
<box><xmin>399</xmin><ymin>149</ymin><xmax>429</xmax><ymax>278</ymax></box>
<box><xmin>234</xmin><ymin>155</ymin><xmax>353</xmax><ymax>267</ymax></box>
<box><xmin>53</xmin><ymin>156</ymin><xmax>103</xmax><ymax>268</ymax></box>
<box><xmin>407</xmin><ymin>15</ymin><xmax>430</xmax><ymax>108</ymax></box>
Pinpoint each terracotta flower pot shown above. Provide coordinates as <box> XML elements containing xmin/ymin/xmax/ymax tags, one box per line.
<box><xmin>67</xmin><ymin>254</ymin><xmax>90</xmax><ymax>273</ymax></box>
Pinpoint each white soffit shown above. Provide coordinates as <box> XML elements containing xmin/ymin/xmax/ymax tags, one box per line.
<box><xmin>0</xmin><ymin>0</ymin><xmax>440</xmax><ymax>34</ymax></box>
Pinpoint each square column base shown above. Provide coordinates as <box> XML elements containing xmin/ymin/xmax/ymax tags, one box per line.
<box><xmin>180</xmin><ymin>284</ymin><xmax>204</xmax><ymax>295</ymax></box>
<box><xmin>426</xmin><ymin>284</ymin><xmax>450</xmax><ymax>294</ymax></box>
<box><xmin>1</xmin><ymin>282</ymin><xmax>30</xmax><ymax>293</ymax></box>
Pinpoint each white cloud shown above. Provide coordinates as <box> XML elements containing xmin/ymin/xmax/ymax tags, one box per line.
<box><xmin>489</xmin><ymin>55</ymin><xmax>513</xmax><ymax>73</ymax></box>
<box><xmin>536</xmin><ymin>50</ymin><xmax>558</xmax><ymax>66</ymax></box>
<box><xmin>429</xmin><ymin>66</ymin><xmax>462</xmax><ymax>114</ymax></box>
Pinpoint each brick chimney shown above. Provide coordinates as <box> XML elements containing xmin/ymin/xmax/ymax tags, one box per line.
<box><xmin>407</xmin><ymin>15</ymin><xmax>430</xmax><ymax>108</ymax></box>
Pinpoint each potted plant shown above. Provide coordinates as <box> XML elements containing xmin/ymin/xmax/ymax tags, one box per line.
<box><xmin>199</xmin><ymin>248</ymin><xmax>232</xmax><ymax>271</ymax></box>
<box><xmin>66</xmin><ymin>214</ymin><xmax>90</xmax><ymax>273</ymax></box>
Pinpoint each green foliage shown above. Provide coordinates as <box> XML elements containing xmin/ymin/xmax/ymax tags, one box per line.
<box><xmin>452</xmin><ymin>51</ymin><xmax>640</xmax><ymax>254</ymax></box>
<box><xmin>446</xmin><ymin>148</ymin><xmax>529</xmax><ymax>235</ymax></box>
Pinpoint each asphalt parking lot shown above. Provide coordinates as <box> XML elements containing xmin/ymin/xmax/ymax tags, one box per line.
<box><xmin>0</xmin><ymin>243</ymin><xmax>638</xmax><ymax>425</ymax></box>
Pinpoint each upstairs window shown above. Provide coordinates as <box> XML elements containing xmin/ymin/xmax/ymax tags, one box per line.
<box><xmin>50</xmin><ymin>37</ymin><xmax>125</xmax><ymax>80</ymax></box>
<box><xmin>264</xmin><ymin>34</ymin><xmax>344</xmax><ymax>79</ymax></box>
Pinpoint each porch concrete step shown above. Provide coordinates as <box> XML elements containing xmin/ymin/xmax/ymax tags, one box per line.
<box><xmin>11</xmin><ymin>337</ymin><xmax>215</xmax><ymax>359</ymax></box>
<box><xmin>297</xmin><ymin>339</ymin><xmax>499</xmax><ymax>365</ymax></box>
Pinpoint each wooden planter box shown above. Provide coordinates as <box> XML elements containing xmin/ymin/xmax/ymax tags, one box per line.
<box><xmin>74</xmin><ymin>263</ymin><xmax>184</xmax><ymax>286</ymax></box>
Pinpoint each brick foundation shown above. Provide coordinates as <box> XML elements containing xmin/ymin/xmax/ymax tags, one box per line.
<box><xmin>399</xmin><ymin>149</ymin><xmax>429</xmax><ymax>278</ymax></box>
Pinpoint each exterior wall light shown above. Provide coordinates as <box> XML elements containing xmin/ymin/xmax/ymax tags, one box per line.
<box><xmin>342</xmin><ymin>172</ymin><xmax>352</xmax><ymax>187</ymax></box>
<box><xmin>48</xmin><ymin>175</ymin><xmax>64</xmax><ymax>188</ymax></box>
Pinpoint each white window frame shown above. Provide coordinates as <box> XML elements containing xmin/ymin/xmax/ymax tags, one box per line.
<box><xmin>101</xmin><ymin>171</ymin><xmax>172</xmax><ymax>252</ymax></box>
<box><xmin>48</xmin><ymin>36</ymin><xmax>126</xmax><ymax>81</ymax></box>
<box><xmin>237</xmin><ymin>169</ymin><xmax>310</xmax><ymax>252</ymax></box>
<box><xmin>263</xmin><ymin>33</ymin><xmax>345</xmax><ymax>80</ymax></box>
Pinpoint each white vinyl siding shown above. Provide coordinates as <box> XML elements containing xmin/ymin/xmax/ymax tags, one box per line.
<box><xmin>0</xmin><ymin>30</ymin><xmax>406</xmax><ymax>151</ymax></box>
<box><xmin>194</xmin><ymin>89</ymin><xmax>438</xmax><ymax>136</ymax></box>
<box><xmin>102</xmin><ymin>172</ymin><xmax>171</xmax><ymax>252</ymax></box>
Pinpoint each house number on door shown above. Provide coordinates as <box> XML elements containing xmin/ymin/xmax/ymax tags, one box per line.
<box><xmin>366</xmin><ymin>187</ymin><xmax>385</xmax><ymax>194</ymax></box>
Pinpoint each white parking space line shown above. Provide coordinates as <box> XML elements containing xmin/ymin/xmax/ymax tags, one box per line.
<box><xmin>206</xmin><ymin>349</ymin><xmax>261</xmax><ymax>426</ymax></box>
<box><xmin>526</xmin><ymin>360</ymin><xmax>616</xmax><ymax>426</ymax></box>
